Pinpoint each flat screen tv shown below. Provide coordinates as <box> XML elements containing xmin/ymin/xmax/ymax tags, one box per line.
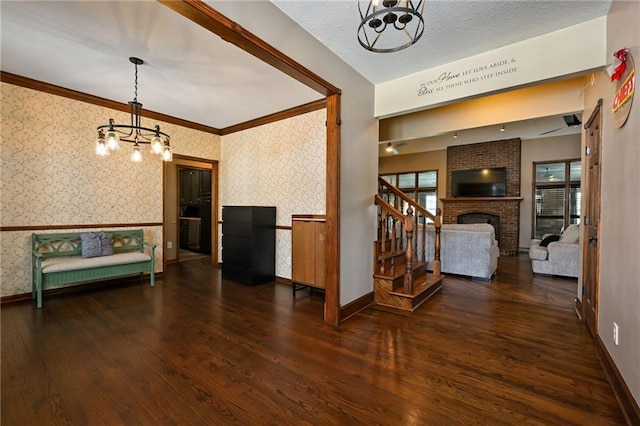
<box><xmin>451</xmin><ymin>167</ymin><xmax>507</xmax><ymax>197</ymax></box>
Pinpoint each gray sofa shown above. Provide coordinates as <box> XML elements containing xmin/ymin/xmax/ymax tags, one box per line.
<box><xmin>423</xmin><ymin>223</ymin><xmax>499</xmax><ymax>280</ymax></box>
<box><xmin>528</xmin><ymin>225</ymin><xmax>580</xmax><ymax>278</ymax></box>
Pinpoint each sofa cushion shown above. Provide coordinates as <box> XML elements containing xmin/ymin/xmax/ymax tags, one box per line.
<box><xmin>41</xmin><ymin>252</ymin><xmax>151</xmax><ymax>273</ymax></box>
<box><xmin>559</xmin><ymin>224</ymin><xmax>580</xmax><ymax>244</ymax></box>
<box><xmin>529</xmin><ymin>245</ymin><xmax>548</xmax><ymax>261</ymax></box>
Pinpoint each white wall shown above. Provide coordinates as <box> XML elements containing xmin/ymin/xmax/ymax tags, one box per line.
<box><xmin>375</xmin><ymin>18</ymin><xmax>606</xmax><ymax>118</ymax></box>
<box><xmin>583</xmin><ymin>0</ymin><xmax>640</xmax><ymax>406</ymax></box>
<box><xmin>211</xmin><ymin>1</ymin><xmax>378</xmax><ymax>306</ymax></box>
<box><xmin>380</xmin><ymin>77</ymin><xmax>587</xmax><ymax>142</ymax></box>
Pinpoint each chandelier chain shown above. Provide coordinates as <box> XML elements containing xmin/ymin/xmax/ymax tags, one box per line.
<box><xmin>134</xmin><ymin>62</ymin><xmax>138</xmax><ymax>103</ymax></box>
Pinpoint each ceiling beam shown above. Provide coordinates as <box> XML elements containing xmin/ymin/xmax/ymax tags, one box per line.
<box><xmin>157</xmin><ymin>0</ymin><xmax>341</xmax><ymax>97</ymax></box>
<box><xmin>221</xmin><ymin>99</ymin><xmax>327</xmax><ymax>135</ymax></box>
<box><xmin>159</xmin><ymin>0</ymin><xmax>343</xmax><ymax>325</ymax></box>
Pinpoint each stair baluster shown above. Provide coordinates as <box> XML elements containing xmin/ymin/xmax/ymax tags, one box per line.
<box><xmin>413</xmin><ymin>212</ymin><xmax>419</xmax><ymax>264</ymax></box>
<box><xmin>404</xmin><ymin>206</ymin><xmax>414</xmax><ymax>294</ymax></box>
<box><xmin>380</xmin><ymin>210</ymin><xmax>387</xmax><ymax>274</ymax></box>
<box><xmin>433</xmin><ymin>208</ymin><xmax>442</xmax><ymax>277</ymax></box>
<box><xmin>421</xmin><ymin>213</ymin><xmax>427</xmax><ymax>263</ymax></box>
<box><xmin>390</xmin><ymin>217</ymin><xmax>398</xmax><ymax>276</ymax></box>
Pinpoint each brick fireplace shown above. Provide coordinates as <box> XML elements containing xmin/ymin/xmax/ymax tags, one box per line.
<box><xmin>458</xmin><ymin>212</ymin><xmax>501</xmax><ymax>241</ymax></box>
<box><xmin>441</xmin><ymin>197</ymin><xmax>522</xmax><ymax>256</ymax></box>
<box><xmin>442</xmin><ymin>139</ymin><xmax>522</xmax><ymax>256</ymax></box>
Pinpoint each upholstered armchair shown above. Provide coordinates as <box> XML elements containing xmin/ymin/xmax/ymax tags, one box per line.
<box><xmin>529</xmin><ymin>225</ymin><xmax>580</xmax><ymax>278</ymax></box>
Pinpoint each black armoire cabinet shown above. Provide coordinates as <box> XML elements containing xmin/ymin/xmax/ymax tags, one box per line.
<box><xmin>222</xmin><ymin>206</ymin><xmax>276</xmax><ymax>286</ymax></box>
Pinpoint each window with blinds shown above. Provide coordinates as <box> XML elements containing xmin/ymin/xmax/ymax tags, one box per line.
<box><xmin>381</xmin><ymin>170</ymin><xmax>438</xmax><ymax>223</ymax></box>
<box><xmin>533</xmin><ymin>160</ymin><xmax>581</xmax><ymax>238</ymax></box>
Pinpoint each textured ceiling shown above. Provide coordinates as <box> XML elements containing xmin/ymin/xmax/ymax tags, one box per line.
<box><xmin>273</xmin><ymin>0</ymin><xmax>612</xmax><ymax>84</ymax></box>
<box><xmin>1</xmin><ymin>1</ymin><xmax>612</xmax><ymax>134</ymax></box>
<box><xmin>271</xmin><ymin>0</ymin><xmax>610</xmax><ymax>147</ymax></box>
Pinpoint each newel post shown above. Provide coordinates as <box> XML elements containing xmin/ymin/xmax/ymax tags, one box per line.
<box><xmin>404</xmin><ymin>206</ymin><xmax>414</xmax><ymax>294</ymax></box>
<box><xmin>379</xmin><ymin>210</ymin><xmax>388</xmax><ymax>274</ymax></box>
<box><xmin>433</xmin><ymin>207</ymin><xmax>442</xmax><ymax>277</ymax></box>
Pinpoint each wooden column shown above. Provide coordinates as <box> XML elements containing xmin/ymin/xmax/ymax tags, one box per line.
<box><xmin>324</xmin><ymin>94</ymin><xmax>341</xmax><ymax>325</ymax></box>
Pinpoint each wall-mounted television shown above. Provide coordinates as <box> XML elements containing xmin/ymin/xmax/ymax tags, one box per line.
<box><xmin>451</xmin><ymin>167</ymin><xmax>507</xmax><ymax>197</ymax></box>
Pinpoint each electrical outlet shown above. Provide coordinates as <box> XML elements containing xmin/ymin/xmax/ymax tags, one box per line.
<box><xmin>167</xmin><ymin>241</ymin><xmax>172</xmax><ymax>249</ymax></box>
<box><xmin>613</xmin><ymin>322</ymin><xmax>619</xmax><ymax>346</ymax></box>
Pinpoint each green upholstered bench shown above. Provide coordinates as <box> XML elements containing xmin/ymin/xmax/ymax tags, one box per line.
<box><xmin>32</xmin><ymin>229</ymin><xmax>156</xmax><ymax>308</ymax></box>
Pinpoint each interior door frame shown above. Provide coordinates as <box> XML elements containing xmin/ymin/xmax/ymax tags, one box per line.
<box><xmin>581</xmin><ymin>98</ymin><xmax>603</xmax><ymax>335</ymax></box>
<box><xmin>176</xmin><ymin>163</ymin><xmax>216</xmax><ymax>264</ymax></box>
<box><xmin>164</xmin><ymin>155</ymin><xmax>219</xmax><ymax>270</ymax></box>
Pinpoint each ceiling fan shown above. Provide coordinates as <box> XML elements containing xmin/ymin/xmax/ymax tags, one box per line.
<box><xmin>541</xmin><ymin>167</ymin><xmax>557</xmax><ymax>181</ymax></box>
<box><xmin>539</xmin><ymin>114</ymin><xmax>582</xmax><ymax>135</ymax></box>
<box><xmin>385</xmin><ymin>142</ymin><xmax>408</xmax><ymax>155</ymax></box>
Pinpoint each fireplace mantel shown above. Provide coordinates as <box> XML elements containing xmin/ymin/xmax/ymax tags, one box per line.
<box><xmin>441</xmin><ymin>197</ymin><xmax>523</xmax><ymax>203</ymax></box>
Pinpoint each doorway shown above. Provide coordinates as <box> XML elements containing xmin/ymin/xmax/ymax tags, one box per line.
<box><xmin>164</xmin><ymin>156</ymin><xmax>218</xmax><ymax>269</ymax></box>
<box><xmin>582</xmin><ymin>99</ymin><xmax>602</xmax><ymax>335</ymax></box>
<box><xmin>178</xmin><ymin>166</ymin><xmax>212</xmax><ymax>262</ymax></box>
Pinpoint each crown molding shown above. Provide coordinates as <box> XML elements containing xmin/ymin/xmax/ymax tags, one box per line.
<box><xmin>0</xmin><ymin>71</ymin><xmax>221</xmax><ymax>136</ymax></box>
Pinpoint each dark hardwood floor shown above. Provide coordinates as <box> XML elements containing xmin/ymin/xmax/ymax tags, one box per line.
<box><xmin>1</xmin><ymin>255</ymin><xmax>625</xmax><ymax>425</ymax></box>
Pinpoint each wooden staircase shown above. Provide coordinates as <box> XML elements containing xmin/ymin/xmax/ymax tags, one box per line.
<box><xmin>373</xmin><ymin>177</ymin><xmax>443</xmax><ymax>312</ymax></box>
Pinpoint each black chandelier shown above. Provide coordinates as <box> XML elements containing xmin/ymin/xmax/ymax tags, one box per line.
<box><xmin>96</xmin><ymin>57</ymin><xmax>172</xmax><ymax>162</ymax></box>
<box><xmin>358</xmin><ymin>0</ymin><xmax>425</xmax><ymax>53</ymax></box>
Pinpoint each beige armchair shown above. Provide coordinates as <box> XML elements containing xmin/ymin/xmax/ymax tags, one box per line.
<box><xmin>529</xmin><ymin>225</ymin><xmax>580</xmax><ymax>278</ymax></box>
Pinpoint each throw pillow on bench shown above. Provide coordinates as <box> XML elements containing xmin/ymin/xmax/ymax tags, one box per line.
<box><xmin>80</xmin><ymin>231</ymin><xmax>113</xmax><ymax>258</ymax></box>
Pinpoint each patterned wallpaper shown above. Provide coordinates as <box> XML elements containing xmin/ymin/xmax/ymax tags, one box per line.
<box><xmin>220</xmin><ymin>109</ymin><xmax>326</xmax><ymax>279</ymax></box>
<box><xmin>1</xmin><ymin>81</ymin><xmax>320</xmax><ymax>295</ymax></box>
<box><xmin>0</xmin><ymin>82</ymin><xmax>220</xmax><ymax>296</ymax></box>
<box><xmin>1</xmin><ymin>227</ymin><xmax>162</xmax><ymax>297</ymax></box>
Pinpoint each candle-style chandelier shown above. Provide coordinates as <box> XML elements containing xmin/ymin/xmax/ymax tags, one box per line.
<box><xmin>96</xmin><ymin>57</ymin><xmax>172</xmax><ymax>162</ymax></box>
<box><xmin>358</xmin><ymin>0</ymin><xmax>425</xmax><ymax>53</ymax></box>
